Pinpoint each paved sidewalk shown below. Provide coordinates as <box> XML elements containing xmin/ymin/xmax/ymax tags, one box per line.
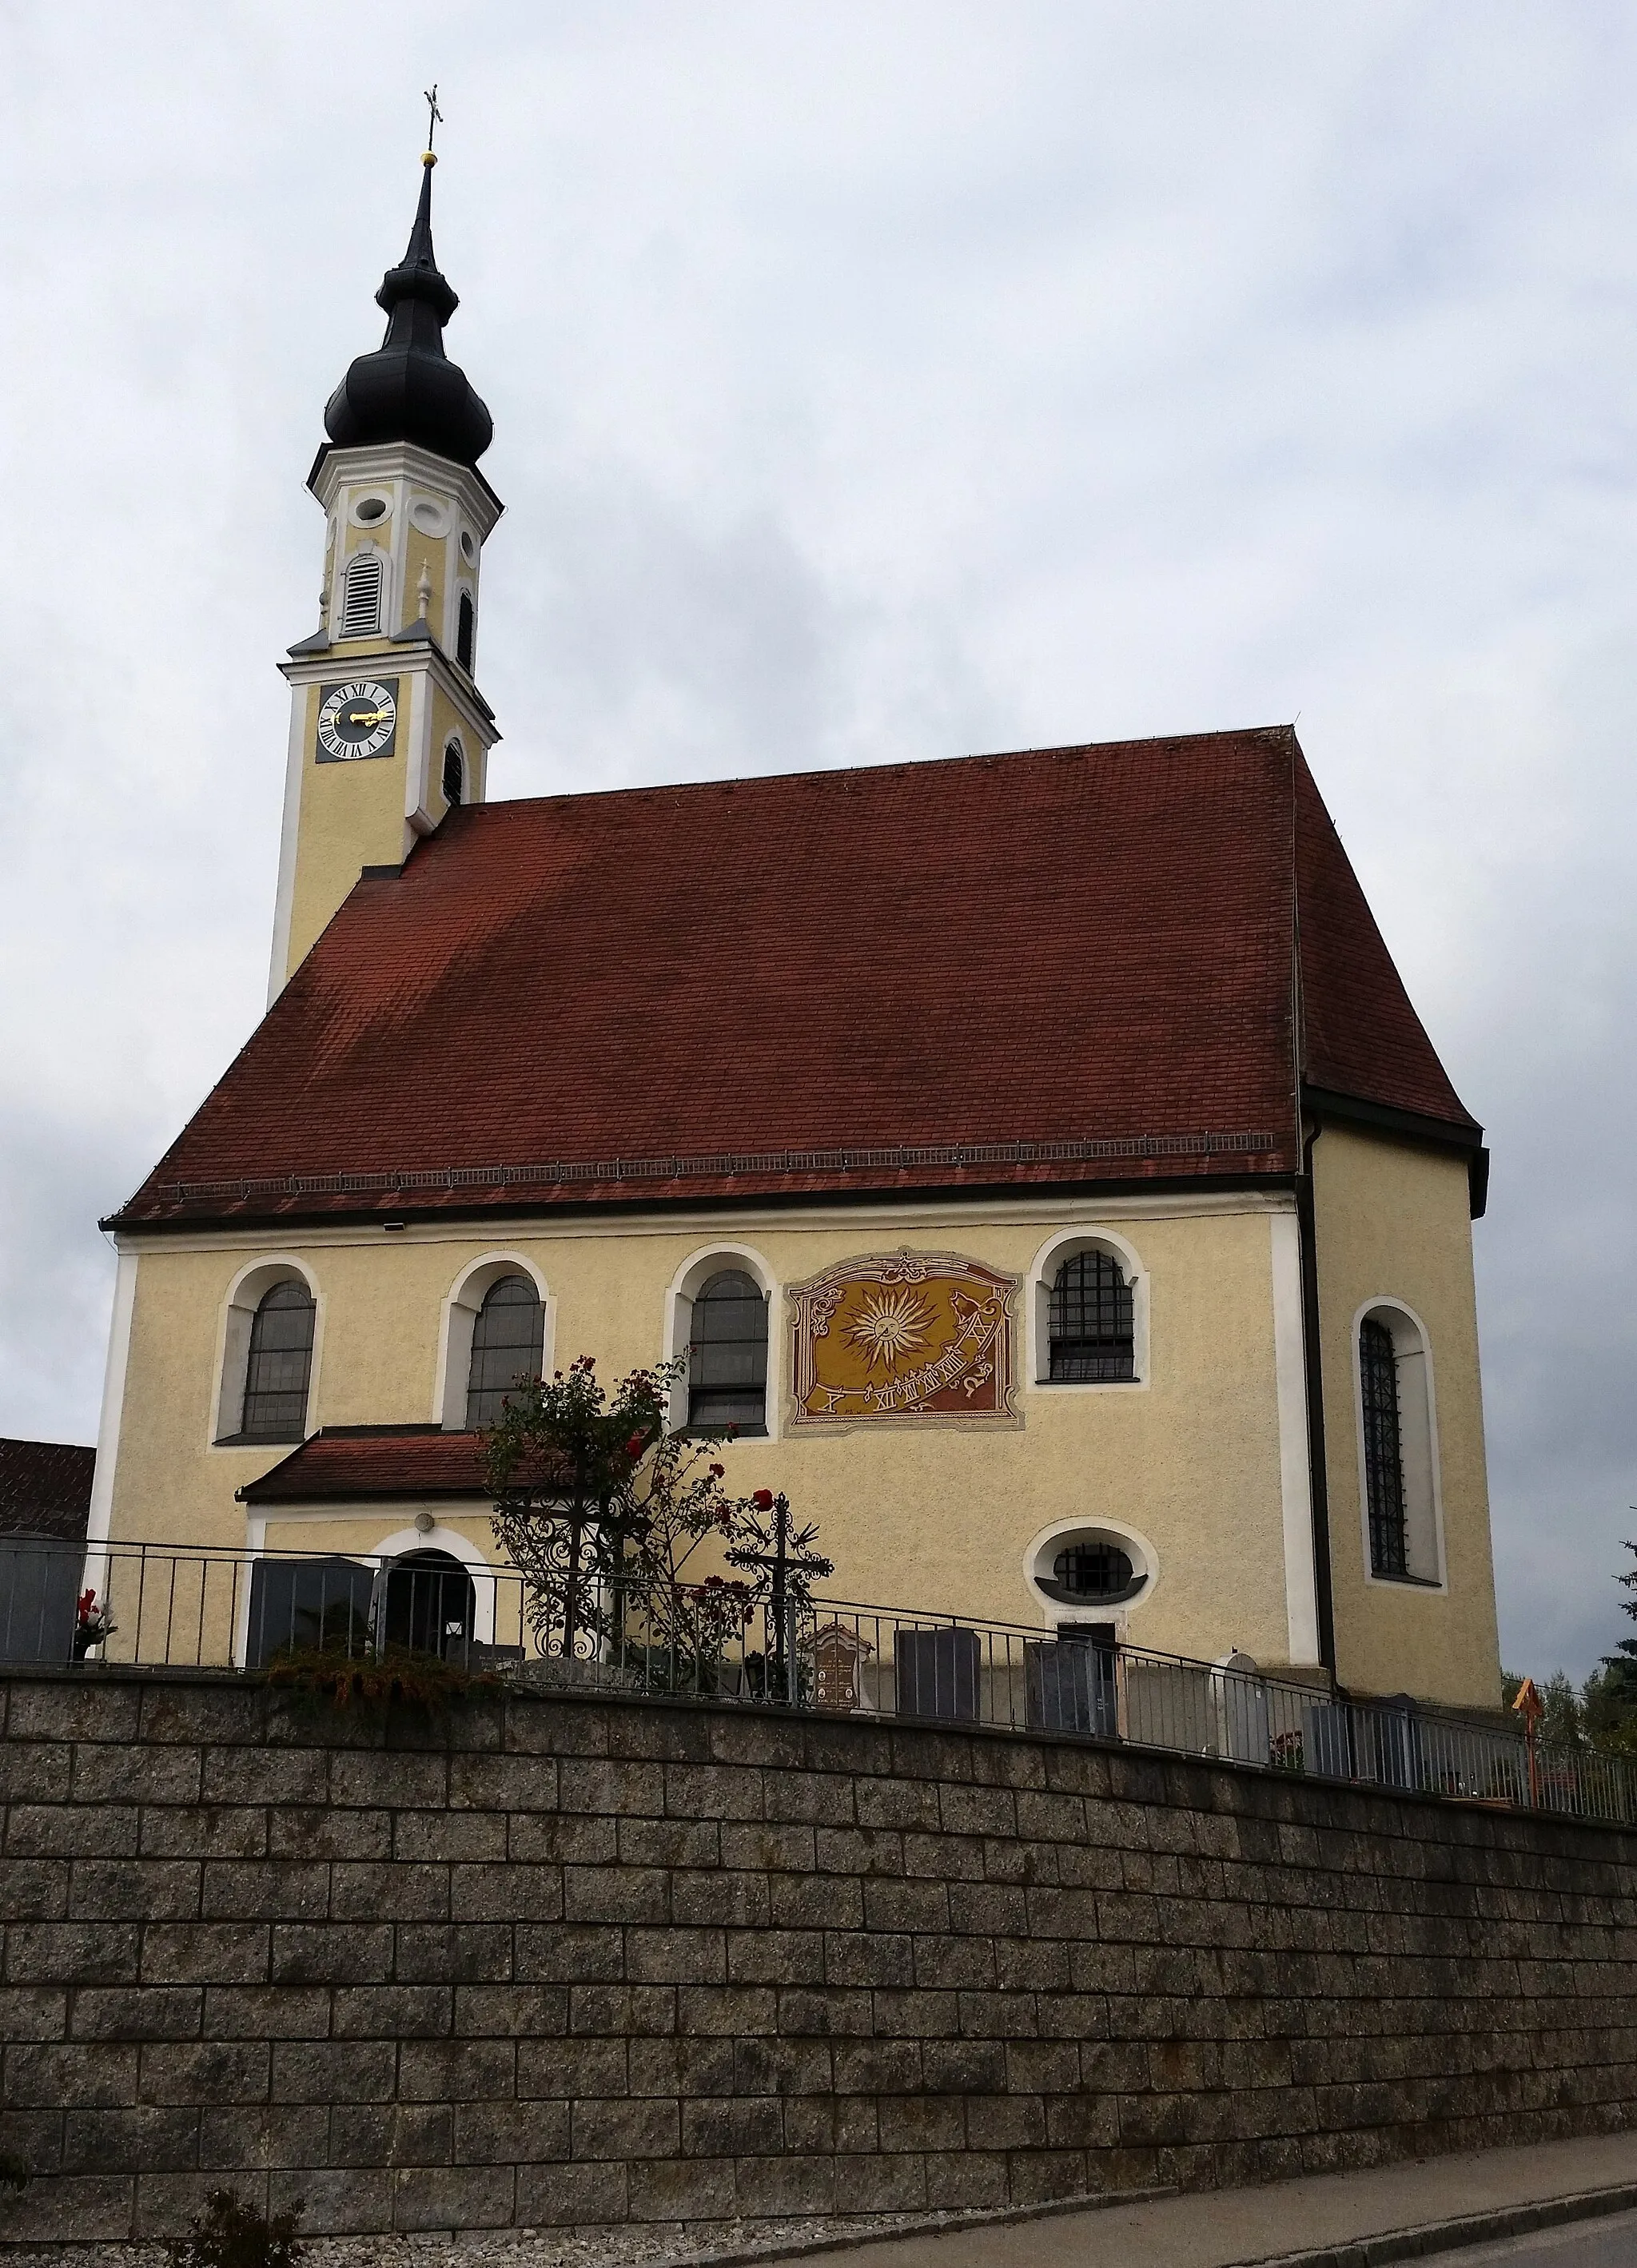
<box><xmin>805</xmin><ymin>2131</ymin><xmax>1637</xmax><ymax>2268</ymax></box>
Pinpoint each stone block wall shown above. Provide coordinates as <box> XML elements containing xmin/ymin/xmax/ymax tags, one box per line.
<box><xmin>1</xmin><ymin>1670</ymin><xmax>1635</xmax><ymax>2243</ymax></box>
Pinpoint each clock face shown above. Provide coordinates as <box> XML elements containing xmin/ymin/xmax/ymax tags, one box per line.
<box><xmin>316</xmin><ymin>678</ymin><xmax>398</xmax><ymax>762</ymax></box>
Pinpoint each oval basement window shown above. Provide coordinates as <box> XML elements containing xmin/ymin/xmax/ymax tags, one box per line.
<box><xmin>1030</xmin><ymin>1526</ymin><xmax>1150</xmax><ymax>1609</ymax></box>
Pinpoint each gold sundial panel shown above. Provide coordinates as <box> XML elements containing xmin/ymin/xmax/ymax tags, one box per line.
<box><xmin>787</xmin><ymin>1250</ymin><xmax>1019</xmax><ymax>1429</ymax></box>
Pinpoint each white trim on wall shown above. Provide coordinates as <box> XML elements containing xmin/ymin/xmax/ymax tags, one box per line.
<box><xmin>267</xmin><ymin>690</ymin><xmax>309</xmax><ymax>1005</ymax></box>
<box><xmin>1269</xmin><ymin>1212</ymin><xmax>1322</xmax><ymax>1667</ymax></box>
<box><xmin>663</xmin><ymin>1242</ymin><xmax>779</xmax><ymax>1440</ymax></box>
<box><xmin>433</xmin><ymin>1252</ymin><xmax>554</xmax><ymax>1430</ymax></box>
<box><xmin>1024</xmin><ymin>1224</ymin><xmax>1150</xmax><ymax>1392</ymax></box>
<box><xmin>84</xmin><ymin>1251</ymin><xmax>139</xmax><ymax>1560</ymax></box>
<box><xmin>403</xmin><ymin>664</ymin><xmax>432</xmax><ymax>840</ymax></box>
<box><xmin>1351</xmin><ymin>1295</ymin><xmax>1448</xmax><ymax>1591</ymax></box>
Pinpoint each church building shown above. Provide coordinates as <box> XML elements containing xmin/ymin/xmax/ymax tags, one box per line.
<box><xmin>89</xmin><ymin>157</ymin><xmax>1503</xmax><ymax>1709</ymax></box>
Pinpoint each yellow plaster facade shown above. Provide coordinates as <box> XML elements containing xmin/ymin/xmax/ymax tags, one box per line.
<box><xmin>93</xmin><ymin>1171</ymin><xmax>1501</xmax><ymax>1704</ymax></box>
<box><xmin>1312</xmin><ymin>1124</ymin><xmax>1500</xmax><ymax>1705</ymax></box>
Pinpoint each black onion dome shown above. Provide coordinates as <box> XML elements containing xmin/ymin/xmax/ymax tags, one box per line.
<box><xmin>323</xmin><ymin>158</ymin><xmax>492</xmax><ymax>468</ymax></box>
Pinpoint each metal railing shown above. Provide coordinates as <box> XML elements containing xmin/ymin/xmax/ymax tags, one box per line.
<box><xmin>2</xmin><ymin>1534</ymin><xmax>1631</xmax><ymax>1829</ymax></box>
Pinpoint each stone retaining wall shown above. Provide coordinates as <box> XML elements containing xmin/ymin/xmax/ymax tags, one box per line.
<box><xmin>1</xmin><ymin>1671</ymin><xmax>1634</xmax><ymax>2244</ymax></box>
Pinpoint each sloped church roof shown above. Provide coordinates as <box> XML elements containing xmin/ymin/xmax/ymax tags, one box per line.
<box><xmin>109</xmin><ymin>726</ymin><xmax>1483</xmax><ymax>1231</ymax></box>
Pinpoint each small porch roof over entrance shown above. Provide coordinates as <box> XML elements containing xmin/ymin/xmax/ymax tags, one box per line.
<box><xmin>237</xmin><ymin>1425</ymin><xmax>491</xmax><ymax>1506</ymax></box>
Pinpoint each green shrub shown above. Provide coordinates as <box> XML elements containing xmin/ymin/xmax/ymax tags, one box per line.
<box><xmin>169</xmin><ymin>2190</ymin><xmax>301</xmax><ymax>2268</ymax></box>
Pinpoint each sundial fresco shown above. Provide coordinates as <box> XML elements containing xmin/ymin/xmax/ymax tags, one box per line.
<box><xmin>787</xmin><ymin>1251</ymin><xmax>1019</xmax><ymax>1426</ymax></box>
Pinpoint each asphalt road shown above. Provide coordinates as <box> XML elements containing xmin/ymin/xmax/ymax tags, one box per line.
<box><xmin>1427</xmin><ymin>2207</ymin><xmax>1637</xmax><ymax>2267</ymax></box>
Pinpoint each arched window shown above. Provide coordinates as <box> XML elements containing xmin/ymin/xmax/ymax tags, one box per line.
<box><xmin>1047</xmin><ymin>1251</ymin><xmax>1134</xmax><ymax>1382</ymax></box>
<box><xmin>456</xmin><ymin>589</ymin><xmax>476</xmax><ymax>673</ymax></box>
<box><xmin>340</xmin><ymin>551</ymin><xmax>385</xmax><ymax>639</ymax></box>
<box><xmin>687</xmin><ymin>1270</ymin><xmax>768</xmax><ymax>1434</ymax></box>
<box><xmin>465</xmin><ymin>1274</ymin><xmax>544</xmax><ymax>1428</ymax></box>
<box><xmin>442</xmin><ymin>741</ymin><xmax>464</xmax><ymax>807</ymax></box>
<box><xmin>1360</xmin><ymin>1318</ymin><xmax>1407</xmax><ymax>1576</ymax></box>
<box><xmin>241</xmin><ymin>1281</ymin><xmax>316</xmax><ymax>1440</ymax></box>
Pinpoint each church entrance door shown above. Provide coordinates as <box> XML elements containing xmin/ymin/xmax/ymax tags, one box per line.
<box><xmin>380</xmin><ymin>1549</ymin><xmax>476</xmax><ymax>1662</ymax></box>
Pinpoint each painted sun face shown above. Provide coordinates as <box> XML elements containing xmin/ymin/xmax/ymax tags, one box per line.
<box><xmin>844</xmin><ymin>1287</ymin><xmax>934</xmax><ymax>1372</ymax></box>
<box><xmin>316</xmin><ymin>678</ymin><xmax>397</xmax><ymax>762</ymax></box>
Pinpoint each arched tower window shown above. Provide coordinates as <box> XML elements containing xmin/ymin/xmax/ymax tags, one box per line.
<box><xmin>340</xmin><ymin>551</ymin><xmax>385</xmax><ymax>639</ymax></box>
<box><xmin>1360</xmin><ymin>1315</ymin><xmax>1409</xmax><ymax>1578</ymax></box>
<box><xmin>687</xmin><ymin>1270</ymin><xmax>769</xmax><ymax>1434</ymax></box>
<box><xmin>456</xmin><ymin>588</ymin><xmax>476</xmax><ymax>673</ymax></box>
<box><xmin>442</xmin><ymin>741</ymin><xmax>464</xmax><ymax>807</ymax></box>
<box><xmin>465</xmin><ymin>1274</ymin><xmax>544</xmax><ymax>1428</ymax></box>
<box><xmin>241</xmin><ymin>1281</ymin><xmax>316</xmax><ymax>1440</ymax></box>
<box><xmin>1047</xmin><ymin>1251</ymin><xmax>1134</xmax><ymax>1381</ymax></box>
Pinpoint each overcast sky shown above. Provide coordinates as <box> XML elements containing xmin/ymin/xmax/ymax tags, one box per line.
<box><xmin>2</xmin><ymin>2</ymin><xmax>1633</xmax><ymax>1685</ymax></box>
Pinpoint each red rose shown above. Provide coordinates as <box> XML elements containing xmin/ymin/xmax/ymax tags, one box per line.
<box><xmin>709</xmin><ymin>1462</ymin><xmax>725</xmax><ymax>1479</ymax></box>
<box><xmin>752</xmin><ymin>1489</ymin><xmax>774</xmax><ymax>1510</ymax></box>
<box><xmin>625</xmin><ymin>1432</ymin><xmax>646</xmax><ymax>1459</ymax></box>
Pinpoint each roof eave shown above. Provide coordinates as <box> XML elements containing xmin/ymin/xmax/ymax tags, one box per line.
<box><xmin>1300</xmin><ymin>1084</ymin><xmax>1489</xmax><ymax>1219</ymax></box>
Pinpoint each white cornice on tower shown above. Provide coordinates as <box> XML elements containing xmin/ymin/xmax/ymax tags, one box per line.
<box><xmin>308</xmin><ymin>439</ymin><xmax>504</xmax><ymax>540</ymax></box>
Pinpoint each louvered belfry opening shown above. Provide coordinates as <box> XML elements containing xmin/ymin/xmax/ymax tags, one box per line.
<box><xmin>465</xmin><ymin>1275</ymin><xmax>544</xmax><ymax>1428</ymax></box>
<box><xmin>456</xmin><ymin>588</ymin><xmax>476</xmax><ymax>672</ymax></box>
<box><xmin>442</xmin><ymin>742</ymin><xmax>464</xmax><ymax>806</ymax></box>
<box><xmin>1360</xmin><ymin>1317</ymin><xmax>1409</xmax><ymax>1577</ymax></box>
<box><xmin>1047</xmin><ymin>1251</ymin><xmax>1135</xmax><ymax>1382</ymax></box>
<box><xmin>341</xmin><ymin>551</ymin><xmax>385</xmax><ymax>639</ymax></box>
<box><xmin>687</xmin><ymin>1270</ymin><xmax>769</xmax><ymax>1434</ymax></box>
<box><xmin>241</xmin><ymin>1281</ymin><xmax>316</xmax><ymax>1440</ymax></box>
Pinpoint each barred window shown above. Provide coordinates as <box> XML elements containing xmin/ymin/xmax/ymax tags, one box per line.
<box><xmin>465</xmin><ymin>1274</ymin><xmax>544</xmax><ymax>1429</ymax></box>
<box><xmin>1360</xmin><ymin>1317</ymin><xmax>1408</xmax><ymax>1578</ymax></box>
<box><xmin>241</xmin><ymin>1281</ymin><xmax>315</xmax><ymax>1440</ymax></box>
<box><xmin>340</xmin><ymin>551</ymin><xmax>384</xmax><ymax>638</ymax></box>
<box><xmin>687</xmin><ymin>1270</ymin><xmax>768</xmax><ymax>1434</ymax></box>
<box><xmin>1047</xmin><ymin>1251</ymin><xmax>1134</xmax><ymax>1382</ymax></box>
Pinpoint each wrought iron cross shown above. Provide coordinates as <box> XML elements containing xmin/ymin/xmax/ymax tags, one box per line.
<box><xmin>731</xmin><ymin>1493</ymin><xmax>830</xmax><ymax>1700</ymax></box>
<box><xmin>424</xmin><ymin>85</ymin><xmax>443</xmax><ymax>153</ymax></box>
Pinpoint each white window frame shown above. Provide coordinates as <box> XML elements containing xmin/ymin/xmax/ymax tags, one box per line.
<box><xmin>1026</xmin><ymin>1226</ymin><xmax>1149</xmax><ymax>1392</ymax></box>
<box><xmin>337</xmin><ymin>543</ymin><xmax>390</xmax><ymax>639</ymax></box>
<box><xmin>1352</xmin><ymin>1295</ymin><xmax>1447</xmax><ymax>1590</ymax></box>
<box><xmin>662</xmin><ymin>1243</ymin><xmax>779</xmax><ymax>1441</ymax></box>
<box><xmin>210</xmin><ymin>1255</ymin><xmax>323</xmax><ymax>1449</ymax></box>
<box><xmin>1021</xmin><ymin>1513</ymin><xmax>1160</xmax><ymax>1629</ymax></box>
<box><xmin>434</xmin><ymin>1253</ymin><xmax>554</xmax><ymax>1432</ymax></box>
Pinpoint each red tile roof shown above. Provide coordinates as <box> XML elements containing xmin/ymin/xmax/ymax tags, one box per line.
<box><xmin>0</xmin><ymin>1438</ymin><xmax>96</xmax><ymax>1540</ymax></box>
<box><xmin>238</xmin><ymin>1427</ymin><xmax>491</xmax><ymax>1505</ymax></box>
<box><xmin>113</xmin><ymin>728</ymin><xmax>1479</xmax><ymax>1230</ymax></box>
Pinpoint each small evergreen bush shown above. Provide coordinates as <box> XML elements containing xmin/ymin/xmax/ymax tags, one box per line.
<box><xmin>169</xmin><ymin>2190</ymin><xmax>302</xmax><ymax>2268</ymax></box>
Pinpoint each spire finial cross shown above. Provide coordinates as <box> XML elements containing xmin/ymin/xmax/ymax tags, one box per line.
<box><xmin>424</xmin><ymin>84</ymin><xmax>443</xmax><ymax>157</ymax></box>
